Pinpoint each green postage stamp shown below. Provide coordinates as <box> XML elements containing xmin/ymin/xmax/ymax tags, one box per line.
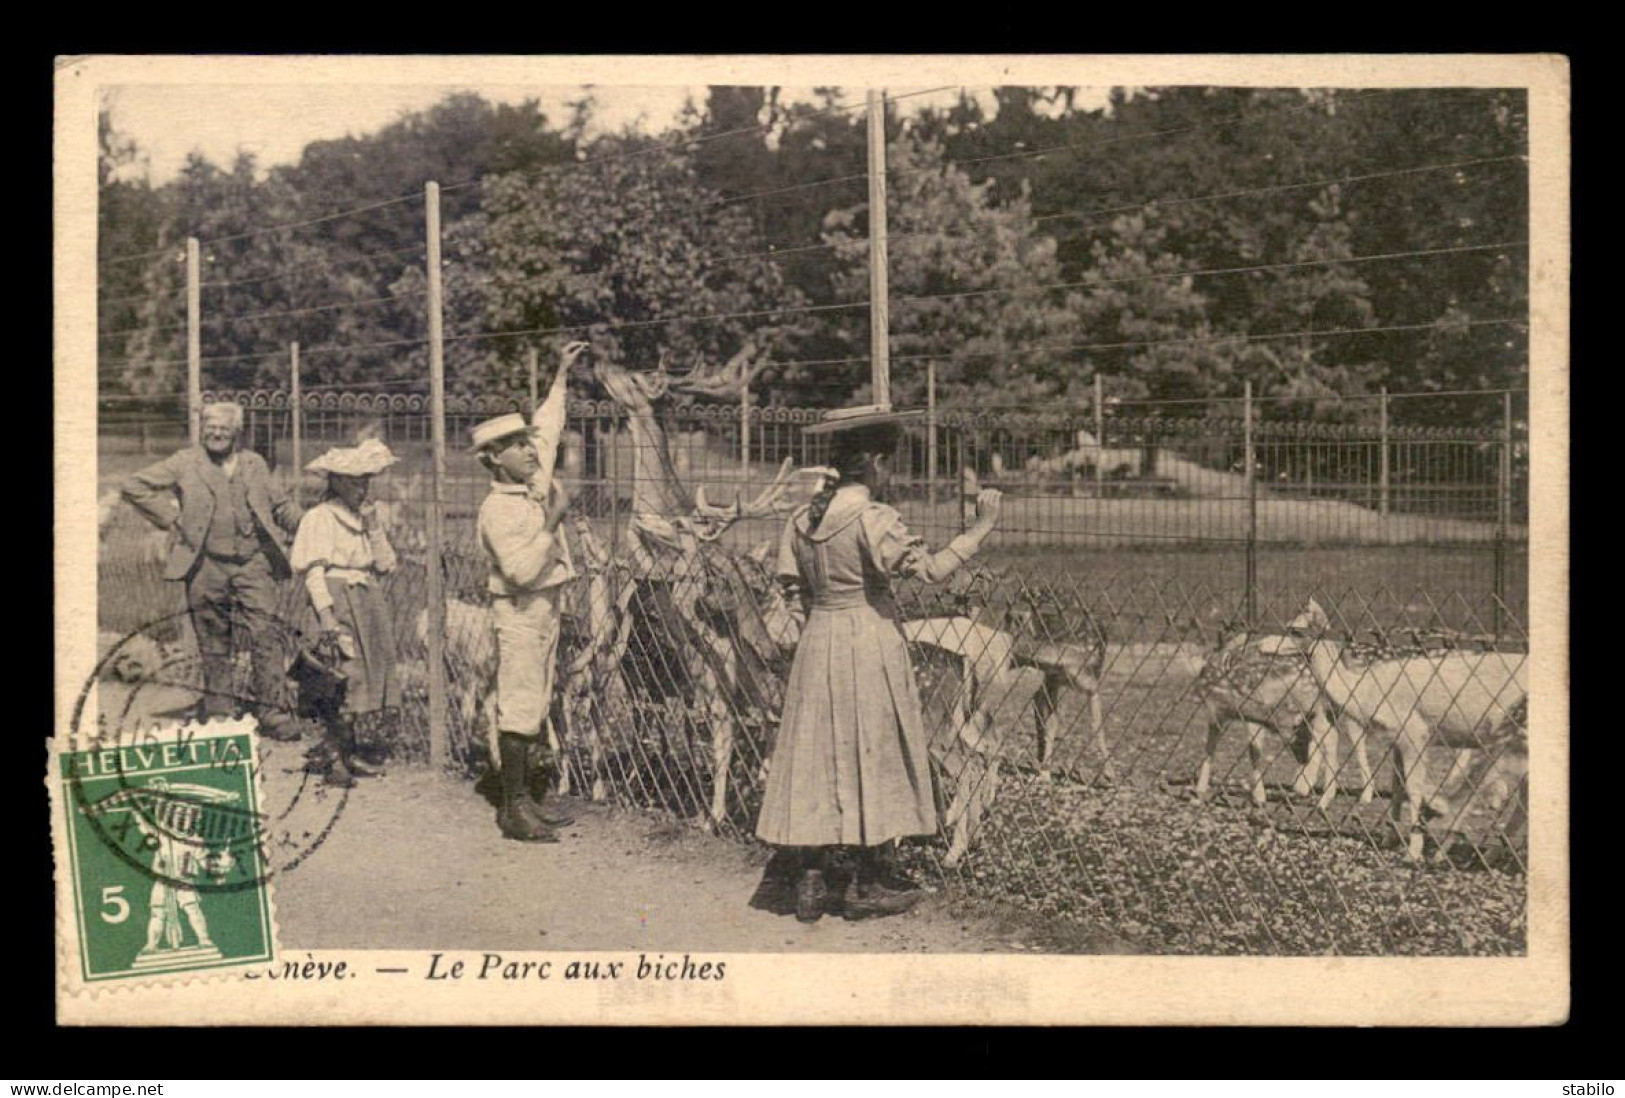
<box><xmin>59</xmin><ymin>722</ymin><xmax>276</xmax><ymax>983</ymax></box>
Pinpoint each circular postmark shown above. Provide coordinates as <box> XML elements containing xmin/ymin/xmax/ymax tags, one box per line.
<box><xmin>67</xmin><ymin>609</ymin><xmax>362</xmax><ymax>895</ymax></box>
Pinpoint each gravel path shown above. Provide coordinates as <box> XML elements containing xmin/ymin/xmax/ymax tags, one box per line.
<box><xmin>268</xmin><ymin>760</ymin><xmax>1134</xmax><ymax>955</ymax></box>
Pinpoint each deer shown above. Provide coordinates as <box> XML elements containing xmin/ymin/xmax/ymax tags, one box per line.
<box><xmin>899</xmin><ymin>564</ymin><xmax>1112</xmax><ymax>785</ymax></box>
<box><xmin>1191</xmin><ymin>621</ymin><xmax>1374</xmax><ymax>812</ymax></box>
<box><xmin>585</xmin><ymin>341</ymin><xmax>805</xmax><ymax>828</ymax></box>
<box><xmin>1288</xmin><ymin>598</ymin><xmax>1529</xmax><ymax>860</ymax></box>
<box><xmin>902</xmin><ymin>615</ymin><xmax>1047</xmax><ymax>866</ymax></box>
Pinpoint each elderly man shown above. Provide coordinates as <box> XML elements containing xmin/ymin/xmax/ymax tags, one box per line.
<box><xmin>470</xmin><ymin>341</ymin><xmax>587</xmax><ymax>842</ymax></box>
<box><xmin>122</xmin><ymin>402</ymin><xmax>304</xmax><ymax>738</ymax></box>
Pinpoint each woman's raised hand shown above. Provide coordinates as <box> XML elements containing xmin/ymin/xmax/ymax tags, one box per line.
<box><xmin>974</xmin><ymin>488</ymin><xmax>1004</xmax><ymax>530</ymax></box>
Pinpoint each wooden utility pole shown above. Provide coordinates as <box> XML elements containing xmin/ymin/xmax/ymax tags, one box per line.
<box><xmin>527</xmin><ymin>346</ymin><xmax>539</xmax><ymax>413</ymax></box>
<box><xmin>424</xmin><ymin>182</ymin><xmax>449</xmax><ymax>768</ymax></box>
<box><xmin>186</xmin><ymin>237</ymin><xmax>201</xmax><ymax>443</ymax></box>
<box><xmin>866</xmin><ymin>89</ymin><xmax>890</xmax><ymax>408</ymax></box>
<box><xmin>289</xmin><ymin>342</ymin><xmax>302</xmax><ymax>503</ymax></box>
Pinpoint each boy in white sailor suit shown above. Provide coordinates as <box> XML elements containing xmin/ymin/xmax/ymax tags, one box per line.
<box><xmin>469</xmin><ymin>341</ymin><xmax>588</xmax><ymax>842</ymax></box>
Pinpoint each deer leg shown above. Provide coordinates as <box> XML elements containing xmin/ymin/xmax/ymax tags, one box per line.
<box><xmin>1391</xmin><ymin>718</ymin><xmax>1428</xmax><ymax>861</ymax></box>
<box><xmin>1090</xmin><ymin>681</ymin><xmax>1112</xmax><ymax>784</ymax></box>
<box><xmin>709</xmin><ymin>710</ymin><xmax>732</xmax><ymax>828</ymax></box>
<box><xmin>943</xmin><ymin>743</ymin><xmax>991</xmax><ymax>869</ymax></box>
<box><xmin>1293</xmin><ymin>715</ymin><xmax>1320</xmax><ymax>800</ymax></box>
<box><xmin>588</xmin><ymin>685</ymin><xmax>609</xmax><ymax>803</ymax></box>
<box><xmin>1032</xmin><ymin>673</ymin><xmax>1057</xmax><ymax>781</ymax></box>
<box><xmin>1342</xmin><ymin>713</ymin><xmax>1375</xmax><ymax>805</ymax></box>
<box><xmin>939</xmin><ymin>748</ymin><xmax>973</xmax><ymax>869</ymax></box>
<box><xmin>1195</xmin><ymin>714</ymin><xmax>1225</xmax><ymax>802</ymax></box>
<box><xmin>1501</xmin><ymin>770</ymin><xmax>1530</xmax><ymax>855</ymax></box>
<box><xmin>1437</xmin><ymin>748</ymin><xmax>1475</xmax><ymax>807</ymax></box>
<box><xmin>1310</xmin><ymin>708</ymin><xmax>1341</xmax><ymax>811</ymax></box>
<box><xmin>703</xmin><ymin>642</ymin><xmax>736</xmax><ymax>830</ymax></box>
<box><xmin>545</xmin><ymin>712</ymin><xmax>570</xmax><ymax>797</ymax></box>
<box><xmin>966</xmin><ymin>751</ymin><xmax>1001</xmax><ymax>860</ymax></box>
<box><xmin>1246</xmin><ymin>721</ymin><xmax>1268</xmax><ymax>808</ymax></box>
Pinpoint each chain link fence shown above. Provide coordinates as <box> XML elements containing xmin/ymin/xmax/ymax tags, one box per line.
<box><xmin>95</xmin><ymin>387</ymin><xmax>1530</xmax><ymax>955</ymax></box>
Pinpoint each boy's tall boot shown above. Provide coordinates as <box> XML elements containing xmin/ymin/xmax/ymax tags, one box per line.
<box><xmin>496</xmin><ymin>732</ymin><xmax>558</xmax><ymax>843</ymax></box>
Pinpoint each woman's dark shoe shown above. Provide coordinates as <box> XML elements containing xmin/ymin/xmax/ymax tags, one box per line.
<box><xmin>795</xmin><ymin>870</ymin><xmax>828</xmax><ymax>923</ymax></box>
<box><xmin>841</xmin><ymin>879</ymin><xmax>923</xmax><ymax>920</ymax></box>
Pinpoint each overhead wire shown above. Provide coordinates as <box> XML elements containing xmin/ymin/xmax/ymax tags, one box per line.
<box><xmin>97</xmin><ymin>237</ymin><xmax>1525</xmax><ymax>374</ymax></box>
<box><xmin>100</xmin><ymin>150</ymin><xmax>1522</xmax><ymax>343</ymax></box>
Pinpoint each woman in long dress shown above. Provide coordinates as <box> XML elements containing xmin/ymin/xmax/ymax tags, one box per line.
<box><xmin>288</xmin><ymin>438</ymin><xmax>402</xmax><ymax>787</ymax></box>
<box><xmin>755</xmin><ymin>418</ymin><xmax>1003</xmax><ymax>922</ymax></box>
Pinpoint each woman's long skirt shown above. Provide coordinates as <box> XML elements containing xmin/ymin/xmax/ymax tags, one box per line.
<box><xmin>754</xmin><ymin>602</ymin><xmax>938</xmax><ymax>848</ymax></box>
<box><xmin>323</xmin><ymin>577</ymin><xmax>400</xmax><ymax>717</ymax></box>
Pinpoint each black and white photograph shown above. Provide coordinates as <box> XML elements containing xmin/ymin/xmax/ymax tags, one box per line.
<box><xmin>53</xmin><ymin>54</ymin><xmax>1569</xmax><ymax>1025</ymax></box>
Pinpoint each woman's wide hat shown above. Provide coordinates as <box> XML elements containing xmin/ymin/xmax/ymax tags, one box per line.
<box><xmin>801</xmin><ymin>403</ymin><xmax>925</xmax><ymax>436</ymax></box>
<box><xmin>306</xmin><ymin>437</ymin><xmax>398</xmax><ymax>478</ymax></box>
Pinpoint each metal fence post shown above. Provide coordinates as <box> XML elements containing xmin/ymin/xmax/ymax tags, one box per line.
<box><xmin>1378</xmin><ymin>385</ymin><xmax>1390</xmax><ymax>516</ymax></box>
<box><xmin>186</xmin><ymin>237</ymin><xmax>201</xmax><ymax>444</ymax></box>
<box><xmin>927</xmin><ymin>360</ymin><xmax>938</xmax><ymax>507</ymax></box>
<box><xmin>1244</xmin><ymin>381</ymin><xmax>1258</xmax><ymax>629</ymax></box>
<box><xmin>1093</xmin><ymin>373</ymin><xmax>1105</xmax><ymax>497</ymax></box>
<box><xmin>289</xmin><ymin>342</ymin><xmax>302</xmax><ymax>504</ymax></box>
<box><xmin>1495</xmin><ymin>389</ymin><xmax>1512</xmax><ymax>637</ymax></box>
<box><xmin>610</xmin><ymin>415</ymin><xmax>622</xmax><ymax>554</ymax></box>
<box><xmin>956</xmin><ymin>426</ymin><xmax>968</xmax><ymax>536</ymax></box>
<box><xmin>424</xmin><ymin>182</ymin><xmax>450</xmax><ymax>769</ymax></box>
<box><xmin>741</xmin><ymin>376</ymin><xmax>751</xmax><ymax>495</ymax></box>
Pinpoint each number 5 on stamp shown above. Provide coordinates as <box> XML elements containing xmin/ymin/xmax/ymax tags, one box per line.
<box><xmin>60</xmin><ymin>725</ymin><xmax>276</xmax><ymax>981</ymax></box>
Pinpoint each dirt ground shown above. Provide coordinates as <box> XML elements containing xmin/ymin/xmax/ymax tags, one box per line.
<box><xmin>264</xmin><ymin>747</ymin><xmax>1139</xmax><ymax>955</ymax></box>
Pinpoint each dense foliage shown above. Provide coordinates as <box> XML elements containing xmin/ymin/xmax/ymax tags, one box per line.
<box><xmin>98</xmin><ymin>86</ymin><xmax>1528</xmax><ymax>424</ymax></box>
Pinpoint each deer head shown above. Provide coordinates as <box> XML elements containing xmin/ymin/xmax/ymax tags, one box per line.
<box><xmin>591</xmin><ymin>351</ymin><xmax>667</xmax><ymax>413</ymax></box>
<box><xmin>1287</xmin><ymin>598</ymin><xmax>1333</xmax><ymax>636</ymax></box>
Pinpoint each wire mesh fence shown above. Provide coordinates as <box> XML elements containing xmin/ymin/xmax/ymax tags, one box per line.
<box><xmin>95</xmin><ymin>385</ymin><xmax>1530</xmax><ymax>956</ymax></box>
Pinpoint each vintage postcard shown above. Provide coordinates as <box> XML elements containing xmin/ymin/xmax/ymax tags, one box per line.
<box><xmin>54</xmin><ymin>54</ymin><xmax>1569</xmax><ymax>1025</ymax></box>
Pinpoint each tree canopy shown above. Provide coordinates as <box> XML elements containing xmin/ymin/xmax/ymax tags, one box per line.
<box><xmin>98</xmin><ymin>86</ymin><xmax>1528</xmax><ymax>424</ymax></box>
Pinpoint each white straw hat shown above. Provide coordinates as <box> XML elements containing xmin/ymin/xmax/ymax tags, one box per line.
<box><xmin>306</xmin><ymin>438</ymin><xmax>398</xmax><ymax>477</ymax></box>
<box><xmin>468</xmin><ymin>413</ymin><xmax>534</xmax><ymax>453</ymax></box>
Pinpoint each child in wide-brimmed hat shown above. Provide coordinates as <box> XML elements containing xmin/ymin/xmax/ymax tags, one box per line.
<box><xmin>468</xmin><ymin>340</ymin><xmax>588</xmax><ymax>842</ymax></box>
<box><xmin>288</xmin><ymin>437</ymin><xmax>402</xmax><ymax>787</ymax></box>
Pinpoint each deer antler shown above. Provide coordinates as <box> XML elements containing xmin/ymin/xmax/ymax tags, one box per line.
<box><xmin>692</xmin><ymin>457</ymin><xmax>798</xmax><ymax>541</ymax></box>
<box><xmin>670</xmin><ymin>339</ymin><xmax>763</xmax><ymax>399</ymax></box>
